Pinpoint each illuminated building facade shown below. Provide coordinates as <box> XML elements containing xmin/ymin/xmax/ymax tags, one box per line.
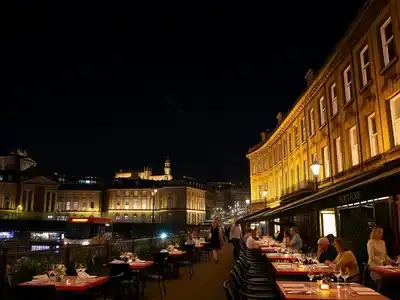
<box><xmin>244</xmin><ymin>0</ymin><xmax>400</xmax><ymax>252</ymax></box>
<box><xmin>115</xmin><ymin>158</ymin><xmax>173</xmax><ymax>181</ymax></box>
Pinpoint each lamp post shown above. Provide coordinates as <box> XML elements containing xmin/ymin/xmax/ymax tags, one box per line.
<box><xmin>263</xmin><ymin>189</ymin><xmax>268</xmax><ymax>208</ymax></box>
<box><xmin>16</xmin><ymin>205</ymin><xmax>23</xmax><ymax>220</ymax></box>
<box><xmin>245</xmin><ymin>199</ymin><xmax>250</xmax><ymax>215</ymax></box>
<box><xmin>150</xmin><ymin>188</ymin><xmax>158</xmax><ymax>251</ymax></box>
<box><xmin>310</xmin><ymin>159</ymin><xmax>322</xmax><ymax>192</ymax></box>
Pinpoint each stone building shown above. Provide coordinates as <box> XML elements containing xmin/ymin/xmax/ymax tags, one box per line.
<box><xmin>115</xmin><ymin>158</ymin><xmax>173</xmax><ymax>181</ymax></box>
<box><xmin>244</xmin><ymin>0</ymin><xmax>400</xmax><ymax>253</ymax></box>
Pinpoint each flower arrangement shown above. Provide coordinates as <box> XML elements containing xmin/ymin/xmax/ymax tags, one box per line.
<box><xmin>167</xmin><ymin>244</ymin><xmax>175</xmax><ymax>251</ymax></box>
<box><xmin>56</xmin><ymin>264</ymin><xmax>67</xmax><ymax>276</ymax></box>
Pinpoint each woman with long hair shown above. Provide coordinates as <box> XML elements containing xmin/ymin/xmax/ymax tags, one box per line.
<box><xmin>368</xmin><ymin>225</ymin><xmax>394</xmax><ymax>281</ymax></box>
<box><xmin>210</xmin><ymin>219</ymin><xmax>223</xmax><ymax>263</ymax></box>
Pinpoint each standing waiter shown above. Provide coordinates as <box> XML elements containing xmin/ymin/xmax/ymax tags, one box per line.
<box><xmin>230</xmin><ymin>221</ymin><xmax>242</xmax><ymax>260</ymax></box>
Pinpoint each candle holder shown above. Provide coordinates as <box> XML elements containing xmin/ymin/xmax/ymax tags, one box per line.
<box><xmin>317</xmin><ymin>276</ymin><xmax>332</xmax><ymax>290</ymax></box>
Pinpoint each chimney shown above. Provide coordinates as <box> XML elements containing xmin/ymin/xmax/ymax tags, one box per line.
<box><xmin>276</xmin><ymin>112</ymin><xmax>283</xmax><ymax>126</ymax></box>
<box><xmin>260</xmin><ymin>132</ymin><xmax>267</xmax><ymax>142</ymax></box>
<box><xmin>305</xmin><ymin>69</ymin><xmax>314</xmax><ymax>87</ymax></box>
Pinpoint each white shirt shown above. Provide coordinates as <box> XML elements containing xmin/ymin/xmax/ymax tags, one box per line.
<box><xmin>246</xmin><ymin>236</ymin><xmax>259</xmax><ymax>249</ymax></box>
<box><xmin>231</xmin><ymin>224</ymin><xmax>242</xmax><ymax>239</ymax></box>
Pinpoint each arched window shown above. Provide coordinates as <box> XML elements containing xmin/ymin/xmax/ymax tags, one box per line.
<box><xmin>167</xmin><ymin>196</ymin><xmax>173</xmax><ymax>209</ymax></box>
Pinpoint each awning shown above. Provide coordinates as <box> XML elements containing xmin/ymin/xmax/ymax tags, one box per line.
<box><xmin>237</xmin><ymin>207</ymin><xmax>271</xmax><ymax>223</ymax></box>
<box><xmin>246</xmin><ymin>159</ymin><xmax>400</xmax><ymax>221</ymax></box>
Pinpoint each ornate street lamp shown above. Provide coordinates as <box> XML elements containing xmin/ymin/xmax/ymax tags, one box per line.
<box><xmin>245</xmin><ymin>199</ymin><xmax>250</xmax><ymax>215</ymax></box>
<box><xmin>310</xmin><ymin>159</ymin><xmax>322</xmax><ymax>192</ymax></box>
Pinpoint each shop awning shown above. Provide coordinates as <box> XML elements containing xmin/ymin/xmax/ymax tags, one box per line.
<box><xmin>248</xmin><ymin>159</ymin><xmax>400</xmax><ymax>221</ymax></box>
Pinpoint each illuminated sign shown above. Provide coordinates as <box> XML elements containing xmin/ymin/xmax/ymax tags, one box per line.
<box><xmin>71</xmin><ymin>218</ymin><xmax>88</xmax><ymax>223</ymax></box>
<box><xmin>0</xmin><ymin>232</ymin><xmax>14</xmax><ymax>239</ymax></box>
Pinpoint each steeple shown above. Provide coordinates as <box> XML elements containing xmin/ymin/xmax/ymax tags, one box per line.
<box><xmin>164</xmin><ymin>157</ymin><xmax>171</xmax><ymax>176</ymax></box>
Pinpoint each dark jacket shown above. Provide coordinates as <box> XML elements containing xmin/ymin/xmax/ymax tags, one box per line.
<box><xmin>319</xmin><ymin>245</ymin><xmax>338</xmax><ymax>263</ymax></box>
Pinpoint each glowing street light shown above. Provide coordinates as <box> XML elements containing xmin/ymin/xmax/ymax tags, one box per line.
<box><xmin>263</xmin><ymin>189</ymin><xmax>268</xmax><ymax>208</ymax></box>
<box><xmin>310</xmin><ymin>159</ymin><xmax>322</xmax><ymax>191</ymax></box>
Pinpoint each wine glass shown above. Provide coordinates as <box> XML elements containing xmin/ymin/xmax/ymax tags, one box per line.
<box><xmin>341</xmin><ymin>267</ymin><xmax>349</xmax><ymax>289</ymax></box>
<box><xmin>48</xmin><ymin>264</ymin><xmax>56</xmax><ymax>283</ymax></box>
<box><xmin>333</xmin><ymin>267</ymin><xmax>341</xmax><ymax>288</ymax></box>
<box><xmin>75</xmin><ymin>262</ymin><xmax>87</xmax><ymax>274</ymax></box>
<box><xmin>307</xmin><ymin>266</ymin><xmax>315</xmax><ymax>282</ymax></box>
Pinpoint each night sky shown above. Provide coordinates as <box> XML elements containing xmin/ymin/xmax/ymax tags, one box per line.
<box><xmin>1</xmin><ymin>0</ymin><xmax>367</xmax><ymax>182</ymax></box>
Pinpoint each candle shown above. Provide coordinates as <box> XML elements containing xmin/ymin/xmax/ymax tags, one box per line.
<box><xmin>320</xmin><ymin>284</ymin><xmax>330</xmax><ymax>290</ymax></box>
<box><xmin>66</xmin><ymin>279</ymin><xmax>71</xmax><ymax>285</ymax></box>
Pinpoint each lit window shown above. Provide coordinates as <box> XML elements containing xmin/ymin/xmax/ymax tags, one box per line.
<box><xmin>360</xmin><ymin>45</ymin><xmax>370</xmax><ymax>86</ymax></box>
<box><xmin>294</xmin><ymin>125</ymin><xmax>299</xmax><ymax>147</ymax></box>
<box><xmin>289</xmin><ymin>132</ymin><xmax>292</xmax><ymax>152</ymax></box>
<box><xmin>390</xmin><ymin>94</ymin><xmax>400</xmax><ymax>146</ymax></box>
<box><xmin>115</xmin><ymin>214</ymin><xmax>120</xmax><ymax>221</ymax></box>
<box><xmin>73</xmin><ymin>201</ymin><xmax>78</xmax><ymax>210</ymax></box>
<box><xmin>125</xmin><ymin>191</ymin><xmax>130</xmax><ymax>197</ymax></box>
<box><xmin>312</xmin><ymin>153</ymin><xmax>317</xmax><ymax>163</ymax></box>
<box><xmin>343</xmin><ymin>65</ymin><xmax>352</xmax><ymax>103</ymax></box>
<box><xmin>66</xmin><ymin>201</ymin><xmax>71</xmax><ymax>211</ymax></box>
<box><xmin>116</xmin><ymin>201</ymin><xmax>121</xmax><ymax>210</ymax></box>
<box><xmin>349</xmin><ymin>126</ymin><xmax>359</xmax><ymax>166</ymax></box>
<box><xmin>301</xmin><ymin>117</ymin><xmax>306</xmax><ymax>142</ymax></box>
<box><xmin>319</xmin><ymin>97</ymin><xmax>326</xmax><ymax>126</ymax></box>
<box><xmin>124</xmin><ymin>214</ymin><xmax>128</xmax><ymax>221</ymax></box>
<box><xmin>142</xmin><ymin>200</ymin><xmax>147</xmax><ymax>209</ymax></box>
<box><xmin>380</xmin><ymin>17</ymin><xmax>396</xmax><ymax>66</ymax></box>
<box><xmin>331</xmin><ymin>83</ymin><xmax>338</xmax><ymax>116</ymax></box>
<box><xmin>125</xmin><ymin>200</ymin><xmax>129</xmax><ymax>209</ymax></box>
<box><xmin>335</xmin><ymin>137</ymin><xmax>343</xmax><ymax>173</ymax></box>
<box><xmin>81</xmin><ymin>201</ymin><xmax>87</xmax><ymax>210</ymax></box>
<box><xmin>282</xmin><ymin>137</ymin><xmax>286</xmax><ymax>158</ymax></box>
<box><xmin>263</xmin><ymin>153</ymin><xmax>267</xmax><ymax>170</ymax></box>
<box><xmin>309</xmin><ymin>109</ymin><xmax>315</xmax><ymax>136</ymax></box>
<box><xmin>134</xmin><ymin>190</ymin><xmax>138</xmax><ymax>196</ymax></box>
<box><xmin>321</xmin><ymin>211</ymin><xmax>337</xmax><ymax>237</ymax></box>
<box><xmin>368</xmin><ymin>113</ymin><xmax>378</xmax><ymax>157</ymax></box>
<box><xmin>303</xmin><ymin>160</ymin><xmax>307</xmax><ymax>181</ymax></box>
<box><xmin>322</xmin><ymin>146</ymin><xmax>330</xmax><ymax>178</ymax></box>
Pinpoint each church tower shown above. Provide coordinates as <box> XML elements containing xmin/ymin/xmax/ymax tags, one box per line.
<box><xmin>164</xmin><ymin>157</ymin><xmax>172</xmax><ymax>179</ymax></box>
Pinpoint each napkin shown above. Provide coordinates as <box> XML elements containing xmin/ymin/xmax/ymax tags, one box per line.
<box><xmin>77</xmin><ymin>271</ymin><xmax>97</xmax><ymax>279</ymax></box>
<box><xmin>110</xmin><ymin>259</ymin><xmax>123</xmax><ymax>264</ymax></box>
<box><xmin>277</xmin><ymin>265</ymin><xmax>294</xmax><ymax>269</ymax></box>
<box><xmin>267</xmin><ymin>253</ymin><xmax>279</xmax><ymax>257</ymax></box>
<box><xmin>282</xmin><ymin>284</ymin><xmax>305</xmax><ymax>288</ymax></box>
<box><xmin>33</xmin><ymin>274</ymin><xmax>49</xmax><ymax>281</ymax></box>
<box><xmin>134</xmin><ymin>258</ymin><xmax>146</xmax><ymax>263</ymax></box>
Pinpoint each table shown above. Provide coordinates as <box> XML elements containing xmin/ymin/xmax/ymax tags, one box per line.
<box><xmin>369</xmin><ymin>265</ymin><xmax>400</xmax><ymax>277</ymax></box>
<box><xmin>260</xmin><ymin>246</ymin><xmax>281</xmax><ymax>253</ymax></box>
<box><xmin>130</xmin><ymin>261</ymin><xmax>154</xmax><ymax>269</ymax></box>
<box><xmin>266</xmin><ymin>253</ymin><xmax>296</xmax><ymax>261</ymax></box>
<box><xmin>272</xmin><ymin>262</ymin><xmax>334</xmax><ymax>276</ymax></box>
<box><xmin>195</xmin><ymin>244</ymin><xmax>204</xmax><ymax>248</ymax></box>
<box><xmin>19</xmin><ymin>276</ymin><xmax>108</xmax><ymax>292</ymax></box>
<box><xmin>168</xmin><ymin>250</ymin><xmax>186</xmax><ymax>256</ymax></box>
<box><xmin>276</xmin><ymin>281</ymin><xmax>388</xmax><ymax>299</ymax></box>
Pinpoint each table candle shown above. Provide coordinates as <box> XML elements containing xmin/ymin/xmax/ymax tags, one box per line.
<box><xmin>320</xmin><ymin>284</ymin><xmax>330</xmax><ymax>290</ymax></box>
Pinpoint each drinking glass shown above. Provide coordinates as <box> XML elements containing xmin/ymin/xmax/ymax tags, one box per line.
<box><xmin>75</xmin><ymin>262</ymin><xmax>87</xmax><ymax>274</ymax></box>
<box><xmin>307</xmin><ymin>266</ymin><xmax>315</xmax><ymax>282</ymax></box>
<box><xmin>341</xmin><ymin>267</ymin><xmax>349</xmax><ymax>289</ymax></box>
<box><xmin>333</xmin><ymin>267</ymin><xmax>341</xmax><ymax>288</ymax></box>
<box><xmin>48</xmin><ymin>264</ymin><xmax>56</xmax><ymax>282</ymax></box>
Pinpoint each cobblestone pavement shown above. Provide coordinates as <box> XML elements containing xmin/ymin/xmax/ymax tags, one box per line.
<box><xmin>144</xmin><ymin>244</ymin><xmax>232</xmax><ymax>300</ymax></box>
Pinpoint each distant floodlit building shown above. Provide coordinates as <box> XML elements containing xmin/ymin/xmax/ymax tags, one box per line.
<box><xmin>115</xmin><ymin>158</ymin><xmax>173</xmax><ymax>181</ymax></box>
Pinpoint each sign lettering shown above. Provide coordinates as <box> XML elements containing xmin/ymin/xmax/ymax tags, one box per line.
<box><xmin>338</xmin><ymin>191</ymin><xmax>362</xmax><ymax>205</ymax></box>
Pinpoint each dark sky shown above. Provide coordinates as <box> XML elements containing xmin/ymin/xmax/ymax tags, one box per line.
<box><xmin>1</xmin><ymin>0</ymin><xmax>367</xmax><ymax>181</ymax></box>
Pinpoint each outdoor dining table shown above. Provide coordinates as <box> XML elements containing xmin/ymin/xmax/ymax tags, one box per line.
<box><xmin>369</xmin><ymin>265</ymin><xmax>400</xmax><ymax>277</ymax></box>
<box><xmin>272</xmin><ymin>262</ymin><xmax>335</xmax><ymax>276</ymax></box>
<box><xmin>129</xmin><ymin>261</ymin><xmax>154</xmax><ymax>269</ymax></box>
<box><xmin>266</xmin><ymin>253</ymin><xmax>296</xmax><ymax>261</ymax></box>
<box><xmin>168</xmin><ymin>250</ymin><xmax>186</xmax><ymax>256</ymax></box>
<box><xmin>19</xmin><ymin>276</ymin><xmax>108</xmax><ymax>292</ymax></box>
<box><xmin>276</xmin><ymin>281</ymin><xmax>388</xmax><ymax>299</ymax></box>
<box><xmin>260</xmin><ymin>246</ymin><xmax>281</xmax><ymax>253</ymax></box>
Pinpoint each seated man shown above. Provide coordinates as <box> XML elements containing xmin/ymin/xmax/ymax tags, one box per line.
<box><xmin>246</xmin><ymin>229</ymin><xmax>259</xmax><ymax>249</ymax></box>
<box><xmin>317</xmin><ymin>237</ymin><xmax>337</xmax><ymax>263</ymax></box>
<box><xmin>287</xmin><ymin>227</ymin><xmax>303</xmax><ymax>251</ymax></box>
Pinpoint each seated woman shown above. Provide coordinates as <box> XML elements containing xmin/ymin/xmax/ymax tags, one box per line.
<box><xmin>325</xmin><ymin>238</ymin><xmax>360</xmax><ymax>282</ymax></box>
<box><xmin>368</xmin><ymin>225</ymin><xmax>394</xmax><ymax>281</ymax></box>
<box><xmin>185</xmin><ymin>233</ymin><xmax>196</xmax><ymax>245</ymax></box>
<box><xmin>282</xmin><ymin>230</ymin><xmax>292</xmax><ymax>247</ymax></box>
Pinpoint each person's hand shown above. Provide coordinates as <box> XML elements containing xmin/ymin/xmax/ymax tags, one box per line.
<box><xmin>386</xmin><ymin>258</ymin><xmax>394</xmax><ymax>265</ymax></box>
<box><xmin>324</xmin><ymin>260</ymin><xmax>332</xmax><ymax>266</ymax></box>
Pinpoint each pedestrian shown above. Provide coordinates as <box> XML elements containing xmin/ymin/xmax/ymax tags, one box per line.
<box><xmin>231</xmin><ymin>221</ymin><xmax>242</xmax><ymax>260</ymax></box>
<box><xmin>210</xmin><ymin>219</ymin><xmax>223</xmax><ymax>263</ymax></box>
<box><xmin>225</xmin><ymin>225</ymin><xmax>231</xmax><ymax>242</ymax></box>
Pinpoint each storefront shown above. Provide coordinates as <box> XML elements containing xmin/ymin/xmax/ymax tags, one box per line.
<box><xmin>29</xmin><ymin>231</ymin><xmax>63</xmax><ymax>251</ymax></box>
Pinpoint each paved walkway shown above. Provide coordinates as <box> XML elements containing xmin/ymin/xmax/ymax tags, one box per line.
<box><xmin>145</xmin><ymin>244</ymin><xmax>232</xmax><ymax>300</ymax></box>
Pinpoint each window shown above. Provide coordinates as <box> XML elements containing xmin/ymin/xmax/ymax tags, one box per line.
<box><xmin>290</xmin><ymin>169</ymin><xmax>294</xmax><ymax>187</ymax></box>
<box><xmin>277</xmin><ymin>143</ymin><xmax>281</xmax><ymax>161</ymax></box>
<box><xmin>282</xmin><ymin>137</ymin><xmax>286</xmax><ymax>158</ymax></box>
<box><xmin>390</xmin><ymin>94</ymin><xmax>400</xmax><ymax>146</ymax></box>
<box><xmin>319</xmin><ymin>97</ymin><xmax>326</xmax><ymax>126</ymax></box>
<box><xmin>312</xmin><ymin>153</ymin><xmax>317</xmax><ymax>163</ymax></box>
<box><xmin>303</xmin><ymin>160</ymin><xmax>307</xmax><ymax>181</ymax></box>
<box><xmin>285</xmin><ymin>171</ymin><xmax>288</xmax><ymax>191</ymax></box>
<box><xmin>360</xmin><ymin>45</ymin><xmax>370</xmax><ymax>86</ymax></box>
<box><xmin>294</xmin><ymin>125</ymin><xmax>299</xmax><ymax>147</ymax></box>
<box><xmin>349</xmin><ymin>126</ymin><xmax>359</xmax><ymax>166</ymax></box>
<box><xmin>124</xmin><ymin>214</ymin><xmax>128</xmax><ymax>221</ymax></box>
<box><xmin>309</xmin><ymin>109</ymin><xmax>315</xmax><ymax>136</ymax></box>
<box><xmin>296</xmin><ymin>164</ymin><xmax>300</xmax><ymax>187</ymax></box>
<box><xmin>331</xmin><ymin>83</ymin><xmax>338</xmax><ymax>116</ymax></box>
<box><xmin>322</xmin><ymin>146</ymin><xmax>330</xmax><ymax>178</ymax></box>
<box><xmin>125</xmin><ymin>200</ymin><xmax>130</xmax><ymax>209</ymax></box>
<box><xmin>320</xmin><ymin>211</ymin><xmax>337</xmax><ymax>237</ymax></box>
<box><xmin>263</xmin><ymin>153</ymin><xmax>267</xmax><ymax>170</ymax></box>
<box><xmin>142</xmin><ymin>191</ymin><xmax>148</xmax><ymax>196</ymax></box>
<box><xmin>380</xmin><ymin>17</ymin><xmax>396</xmax><ymax>66</ymax></box>
<box><xmin>125</xmin><ymin>191</ymin><xmax>130</xmax><ymax>197</ymax></box>
<box><xmin>72</xmin><ymin>201</ymin><xmax>78</xmax><ymax>210</ymax></box>
<box><xmin>368</xmin><ymin>113</ymin><xmax>378</xmax><ymax>157</ymax></box>
<box><xmin>115</xmin><ymin>214</ymin><xmax>120</xmax><ymax>221</ymax></box>
<box><xmin>90</xmin><ymin>202</ymin><xmax>94</xmax><ymax>209</ymax></box>
<box><xmin>133</xmin><ymin>190</ymin><xmax>138</xmax><ymax>196</ymax></box>
<box><xmin>81</xmin><ymin>201</ymin><xmax>87</xmax><ymax>210</ymax></box>
<box><xmin>335</xmin><ymin>137</ymin><xmax>343</xmax><ymax>173</ymax></box>
<box><xmin>301</xmin><ymin>117</ymin><xmax>306</xmax><ymax>142</ymax></box>
<box><xmin>289</xmin><ymin>132</ymin><xmax>292</xmax><ymax>152</ymax></box>
<box><xmin>252</xmin><ymin>160</ymin><xmax>256</xmax><ymax>174</ymax></box>
<box><xmin>116</xmin><ymin>200</ymin><xmax>121</xmax><ymax>210</ymax></box>
<box><xmin>343</xmin><ymin>65</ymin><xmax>352</xmax><ymax>103</ymax></box>
<box><xmin>66</xmin><ymin>201</ymin><xmax>71</xmax><ymax>211</ymax></box>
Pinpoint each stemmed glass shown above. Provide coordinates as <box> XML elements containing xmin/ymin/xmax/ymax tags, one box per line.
<box><xmin>75</xmin><ymin>262</ymin><xmax>87</xmax><ymax>274</ymax></box>
<box><xmin>307</xmin><ymin>266</ymin><xmax>315</xmax><ymax>283</ymax></box>
<box><xmin>333</xmin><ymin>267</ymin><xmax>341</xmax><ymax>288</ymax></box>
<box><xmin>341</xmin><ymin>267</ymin><xmax>349</xmax><ymax>289</ymax></box>
<box><xmin>48</xmin><ymin>264</ymin><xmax>56</xmax><ymax>283</ymax></box>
